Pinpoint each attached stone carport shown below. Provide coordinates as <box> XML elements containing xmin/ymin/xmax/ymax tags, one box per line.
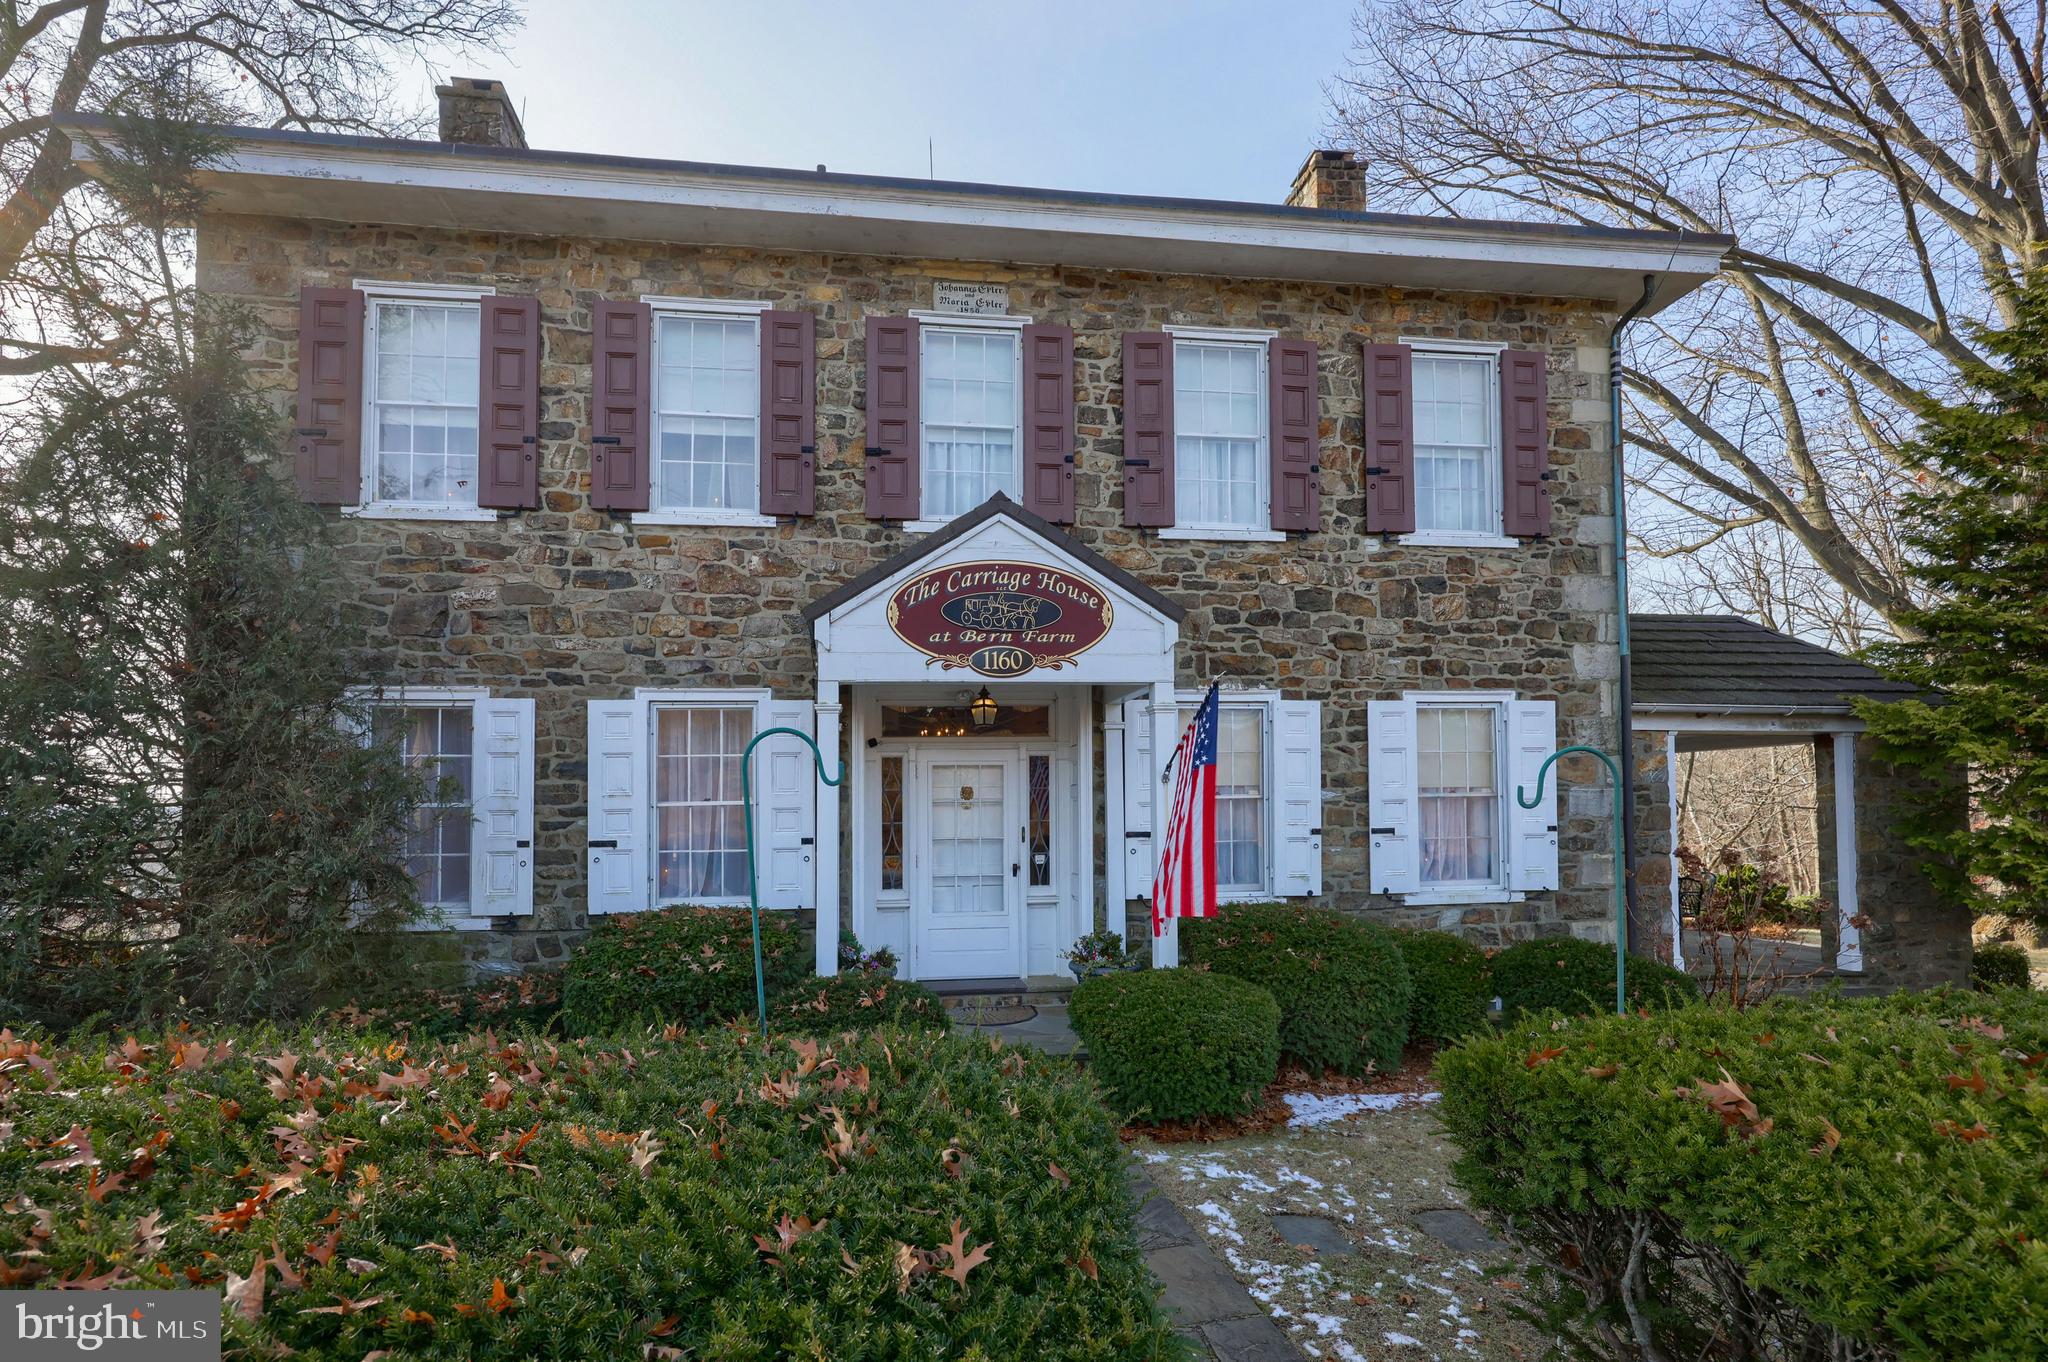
<box><xmin>1627</xmin><ymin>615</ymin><xmax>1970</xmax><ymax>992</ymax></box>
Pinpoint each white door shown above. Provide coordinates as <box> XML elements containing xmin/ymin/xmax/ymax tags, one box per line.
<box><xmin>916</xmin><ymin>755</ymin><xmax>1023</xmax><ymax>979</ymax></box>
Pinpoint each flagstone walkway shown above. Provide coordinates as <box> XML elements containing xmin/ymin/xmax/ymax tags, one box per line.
<box><xmin>956</xmin><ymin>1002</ymin><xmax>1081</xmax><ymax>1055</ymax></box>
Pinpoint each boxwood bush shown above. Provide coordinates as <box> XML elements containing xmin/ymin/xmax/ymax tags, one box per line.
<box><xmin>1395</xmin><ymin>929</ymin><xmax>1492</xmax><ymax>1043</ymax></box>
<box><xmin>329</xmin><ymin>967</ymin><xmax>565</xmax><ymax>1039</ymax></box>
<box><xmin>1438</xmin><ymin>990</ymin><xmax>2048</xmax><ymax>1361</ymax></box>
<box><xmin>0</xmin><ymin>1024</ymin><xmax>1179</xmax><ymax>1360</ymax></box>
<box><xmin>1972</xmin><ymin>939</ymin><xmax>2033</xmax><ymax>991</ymax></box>
<box><xmin>1491</xmin><ymin>934</ymin><xmax>1699</xmax><ymax>1021</ymax></box>
<box><xmin>1181</xmin><ymin>901</ymin><xmax>1412</xmax><ymax>1074</ymax></box>
<box><xmin>1068</xmin><ymin>968</ymin><xmax>1280</xmax><ymax>1121</ymax></box>
<box><xmin>560</xmin><ymin>907</ymin><xmax>806</xmax><ymax>1035</ymax></box>
<box><xmin>770</xmin><ymin>973</ymin><xmax>952</xmax><ymax>1036</ymax></box>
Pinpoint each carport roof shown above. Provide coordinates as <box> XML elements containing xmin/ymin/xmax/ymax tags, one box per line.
<box><xmin>1629</xmin><ymin>614</ymin><xmax>1918</xmax><ymax>713</ymax></box>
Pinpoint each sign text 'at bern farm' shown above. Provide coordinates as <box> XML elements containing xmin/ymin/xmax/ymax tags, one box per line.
<box><xmin>886</xmin><ymin>561</ymin><xmax>1113</xmax><ymax>677</ymax></box>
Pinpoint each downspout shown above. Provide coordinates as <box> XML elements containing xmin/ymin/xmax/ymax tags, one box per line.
<box><xmin>1612</xmin><ymin>272</ymin><xmax>1657</xmax><ymax>957</ymax></box>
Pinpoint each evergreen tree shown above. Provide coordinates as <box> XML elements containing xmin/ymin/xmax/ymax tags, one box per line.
<box><xmin>1858</xmin><ymin>279</ymin><xmax>2048</xmax><ymax>920</ymax></box>
<box><xmin>0</xmin><ymin>116</ymin><xmax>431</xmax><ymax>1026</ymax></box>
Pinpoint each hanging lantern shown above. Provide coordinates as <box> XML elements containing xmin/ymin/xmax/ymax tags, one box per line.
<box><xmin>969</xmin><ymin>687</ymin><xmax>998</xmax><ymax>729</ymax></box>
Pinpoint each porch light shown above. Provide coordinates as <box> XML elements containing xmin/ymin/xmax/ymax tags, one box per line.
<box><xmin>969</xmin><ymin>687</ymin><xmax>998</xmax><ymax>729</ymax></box>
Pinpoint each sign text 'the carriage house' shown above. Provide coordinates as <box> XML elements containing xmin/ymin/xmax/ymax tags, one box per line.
<box><xmin>885</xmin><ymin>561</ymin><xmax>1114</xmax><ymax>677</ymax></box>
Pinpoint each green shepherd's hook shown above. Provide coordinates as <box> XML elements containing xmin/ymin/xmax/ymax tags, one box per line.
<box><xmin>741</xmin><ymin>726</ymin><xmax>844</xmax><ymax>1032</ymax></box>
<box><xmin>1516</xmin><ymin>745</ymin><xmax>1629</xmax><ymax>1016</ymax></box>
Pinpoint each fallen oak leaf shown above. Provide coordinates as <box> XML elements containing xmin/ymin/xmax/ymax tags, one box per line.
<box><xmin>298</xmin><ymin>1294</ymin><xmax>383</xmax><ymax>1317</ymax></box>
<box><xmin>1048</xmin><ymin>1161</ymin><xmax>1071</xmax><ymax>1188</ymax></box>
<box><xmin>225</xmin><ymin>1254</ymin><xmax>267</xmax><ymax>1323</ymax></box>
<box><xmin>1075</xmin><ymin>1252</ymin><xmax>1097</xmax><ymax>1281</ymax></box>
<box><xmin>487</xmin><ymin>1277</ymin><xmax>518</xmax><ymax>1313</ymax></box>
<box><xmin>1524</xmin><ymin>1047</ymin><xmax>1565</xmax><ymax>1069</ymax></box>
<box><xmin>936</xmin><ymin>1218</ymin><xmax>991</xmax><ymax>1290</ymax></box>
<box><xmin>1810</xmin><ymin>1120</ymin><xmax>1841</xmax><ymax>1158</ymax></box>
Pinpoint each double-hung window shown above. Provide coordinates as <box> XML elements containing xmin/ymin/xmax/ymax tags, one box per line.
<box><xmin>377</xmin><ymin>702</ymin><xmax>474</xmax><ymax>910</ymax></box>
<box><xmin>1177</xmin><ymin>701</ymin><xmax>1268</xmax><ymax>894</ymax></box>
<box><xmin>652</xmin><ymin>703</ymin><xmax>754</xmax><ymax>902</ymax></box>
<box><xmin>1172</xmin><ymin>337</ymin><xmax>1267</xmax><ymax>534</ymax></box>
<box><xmin>650</xmin><ymin>304</ymin><xmax>764</xmax><ymax>521</ymax></box>
<box><xmin>920</xmin><ymin>324</ymin><xmax>1021</xmax><ymax>519</ymax></box>
<box><xmin>1411</xmin><ymin>347</ymin><xmax>1502</xmax><ymax>539</ymax></box>
<box><xmin>1417</xmin><ymin>703</ymin><xmax>1503</xmax><ymax>888</ymax></box>
<box><xmin>363</xmin><ymin>287</ymin><xmax>486</xmax><ymax>516</ymax></box>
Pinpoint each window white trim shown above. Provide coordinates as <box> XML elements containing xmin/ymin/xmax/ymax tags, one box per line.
<box><xmin>908</xmin><ymin>309</ymin><xmax>1031</xmax><ymax>330</ymax></box>
<box><xmin>355</xmin><ymin>279</ymin><xmax>496</xmax><ymax>301</ymax></box>
<box><xmin>634</xmin><ymin>509</ymin><xmax>780</xmax><ymax>528</ymax></box>
<box><xmin>1165</xmin><ymin>323</ymin><xmax>1279</xmax><ymax>342</ymax></box>
<box><xmin>1396</xmin><ymin>335</ymin><xmax>1505</xmax><ymax>354</ymax></box>
<box><xmin>1170</xmin><ymin>335</ymin><xmax>1270</xmax><ymax>535</ymax></box>
<box><xmin>1398</xmin><ymin>530</ymin><xmax>1521</xmax><ymax>550</ymax></box>
<box><xmin>1158</xmin><ymin>526</ymin><xmax>1286</xmax><ymax>544</ymax></box>
<box><xmin>642</xmin><ymin>294</ymin><xmax>771</xmax><ymax>315</ymax></box>
<box><xmin>355</xmin><ymin>285</ymin><xmax>490</xmax><ymax>522</ymax></box>
<box><xmin>349</xmin><ymin>505</ymin><xmax>501</xmax><ymax>524</ymax></box>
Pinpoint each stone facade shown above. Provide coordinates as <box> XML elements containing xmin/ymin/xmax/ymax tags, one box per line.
<box><xmin>200</xmin><ymin>212</ymin><xmax>1627</xmax><ymax>965</ymax></box>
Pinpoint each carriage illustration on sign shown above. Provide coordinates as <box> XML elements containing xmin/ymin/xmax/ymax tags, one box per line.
<box><xmin>950</xmin><ymin>592</ymin><xmax>1055</xmax><ymax>632</ymax></box>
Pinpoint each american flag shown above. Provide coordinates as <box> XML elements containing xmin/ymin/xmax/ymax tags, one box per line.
<box><xmin>1154</xmin><ymin>681</ymin><xmax>1220</xmax><ymax>936</ymax></box>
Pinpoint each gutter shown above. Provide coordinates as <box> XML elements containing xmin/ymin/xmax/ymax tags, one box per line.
<box><xmin>1611</xmin><ymin>273</ymin><xmax>1657</xmax><ymax>957</ymax></box>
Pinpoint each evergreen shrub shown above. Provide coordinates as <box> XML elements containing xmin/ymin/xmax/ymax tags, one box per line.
<box><xmin>560</xmin><ymin>908</ymin><xmax>805</xmax><ymax>1035</ymax></box>
<box><xmin>1971</xmin><ymin>940</ymin><xmax>2033</xmax><ymax>991</ymax></box>
<box><xmin>1068</xmin><ymin>968</ymin><xmax>1281</xmax><ymax>1121</ymax></box>
<box><xmin>770</xmin><ymin>974</ymin><xmax>952</xmax><ymax>1036</ymax></box>
<box><xmin>1491</xmin><ymin>935</ymin><xmax>1699</xmax><ymax>1021</ymax></box>
<box><xmin>1396</xmin><ymin>929</ymin><xmax>1493</xmax><ymax>1043</ymax></box>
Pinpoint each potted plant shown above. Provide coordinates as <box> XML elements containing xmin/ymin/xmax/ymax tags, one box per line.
<box><xmin>1062</xmin><ymin>929</ymin><xmax>1136</xmax><ymax>982</ymax></box>
<box><xmin>837</xmin><ymin>928</ymin><xmax>898</xmax><ymax>979</ymax></box>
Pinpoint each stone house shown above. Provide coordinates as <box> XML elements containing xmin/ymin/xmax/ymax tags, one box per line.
<box><xmin>70</xmin><ymin>78</ymin><xmax>1744</xmax><ymax>981</ymax></box>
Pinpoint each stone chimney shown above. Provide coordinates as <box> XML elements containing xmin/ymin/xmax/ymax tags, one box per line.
<box><xmin>1286</xmin><ymin>149</ymin><xmax>1366</xmax><ymax>212</ymax></box>
<box><xmin>436</xmin><ymin>77</ymin><xmax>526</xmax><ymax>149</ymax></box>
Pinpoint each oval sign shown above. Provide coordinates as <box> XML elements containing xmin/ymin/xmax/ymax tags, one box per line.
<box><xmin>886</xmin><ymin>561</ymin><xmax>1114</xmax><ymax>676</ymax></box>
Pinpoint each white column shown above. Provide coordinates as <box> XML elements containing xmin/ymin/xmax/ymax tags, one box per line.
<box><xmin>1832</xmin><ymin>730</ymin><xmax>1863</xmax><ymax>973</ymax></box>
<box><xmin>1666</xmin><ymin>729</ymin><xmax>1685</xmax><ymax>971</ymax></box>
<box><xmin>1074</xmin><ymin>690</ymin><xmax>1095</xmax><ymax>951</ymax></box>
<box><xmin>1103</xmin><ymin>693</ymin><xmax>1127</xmax><ymax>949</ymax></box>
<box><xmin>815</xmin><ymin>681</ymin><xmax>844</xmax><ymax>977</ymax></box>
<box><xmin>1148</xmin><ymin>680</ymin><xmax>1180</xmax><ymax>969</ymax></box>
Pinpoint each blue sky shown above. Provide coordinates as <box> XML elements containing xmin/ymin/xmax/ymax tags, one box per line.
<box><xmin>421</xmin><ymin>1</ymin><xmax>1357</xmax><ymax>203</ymax></box>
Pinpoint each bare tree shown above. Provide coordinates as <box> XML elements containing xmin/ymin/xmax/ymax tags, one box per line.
<box><xmin>1332</xmin><ymin>0</ymin><xmax>2046</xmax><ymax>639</ymax></box>
<box><xmin>0</xmin><ymin>0</ymin><xmax>518</xmax><ymax>379</ymax></box>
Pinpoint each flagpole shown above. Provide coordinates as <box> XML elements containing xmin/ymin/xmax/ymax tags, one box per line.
<box><xmin>1148</xmin><ymin>679</ymin><xmax>1180</xmax><ymax>969</ymax></box>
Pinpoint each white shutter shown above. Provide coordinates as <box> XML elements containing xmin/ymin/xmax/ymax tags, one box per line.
<box><xmin>1367</xmin><ymin>699</ymin><xmax>1420</xmax><ymax>895</ymax></box>
<box><xmin>1121</xmin><ymin>696</ymin><xmax>1156</xmax><ymax>901</ymax></box>
<box><xmin>586</xmin><ymin>698</ymin><xmax>647</xmax><ymax>915</ymax></box>
<box><xmin>472</xmin><ymin>697</ymin><xmax>535</xmax><ymax>917</ymax></box>
<box><xmin>1272</xmin><ymin>700</ymin><xmax>1322</xmax><ymax>897</ymax></box>
<box><xmin>755</xmin><ymin>698</ymin><xmax>817</xmax><ymax>910</ymax></box>
<box><xmin>1508</xmin><ymin>699</ymin><xmax>1560</xmax><ymax>891</ymax></box>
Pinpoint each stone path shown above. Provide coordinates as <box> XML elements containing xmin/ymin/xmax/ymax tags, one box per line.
<box><xmin>1133</xmin><ymin>1169</ymin><xmax>1305</xmax><ymax>1361</ymax></box>
<box><xmin>956</xmin><ymin>1001</ymin><xmax>1081</xmax><ymax>1056</ymax></box>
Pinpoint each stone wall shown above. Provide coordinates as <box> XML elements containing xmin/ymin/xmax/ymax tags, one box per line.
<box><xmin>200</xmin><ymin>212</ymin><xmax>1627</xmax><ymax>964</ymax></box>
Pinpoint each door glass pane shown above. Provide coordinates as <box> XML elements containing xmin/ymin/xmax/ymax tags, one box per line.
<box><xmin>374</xmin><ymin>703</ymin><xmax>472</xmax><ymax>908</ymax></box>
<box><xmin>880</xmin><ymin>755</ymin><xmax>904</xmax><ymax>893</ymax></box>
<box><xmin>928</xmin><ymin>763</ymin><xmax>1007</xmax><ymax>916</ymax></box>
<box><xmin>1419</xmin><ymin>706</ymin><xmax>1499</xmax><ymax>884</ymax></box>
<box><xmin>1028</xmin><ymin>754</ymin><xmax>1051</xmax><ymax>889</ymax></box>
<box><xmin>922</xmin><ymin>329</ymin><xmax>1019</xmax><ymax>517</ymax></box>
<box><xmin>653</xmin><ymin>705</ymin><xmax>754</xmax><ymax>900</ymax></box>
<box><xmin>370</xmin><ymin>300</ymin><xmax>480</xmax><ymax>507</ymax></box>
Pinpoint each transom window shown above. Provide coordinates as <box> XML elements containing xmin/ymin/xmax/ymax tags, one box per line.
<box><xmin>1417</xmin><ymin>704</ymin><xmax>1501</xmax><ymax>886</ymax></box>
<box><xmin>369</xmin><ymin>299</ymin><xmax>480</xmax><ymax>508</ymax></box>
<box><xmin>1182</xmin><ymin>703</ymin><xmax>1266</xmax><ymax>893</ymax></box>
<box><xmin>374</xmin><ymin>704</ymin><xmax>472</xmax><ymax>909</ymax></box>
<box><xmin>654</xmin><ymin>313</ymin><xmax>759</xmax><ymax>514</ymax></box>
<box><xmin>653</xmin><ymin>705</ymin><xmax>754</xmax><ymax>902</ymax></box>
<box><xmin>1413</xmin><ymin>351</ymin><xmax>1499</xmax><ymax>535</ymax></box>
<box><xmin>1173</xmin><ymin>340</ymin><xmax>1266</xmax><ymax>531</ymax></box>
<box><xmin>922</xmin><ymin>327</ymin><xmax>1020</xmax><ymax>518</ymax></box>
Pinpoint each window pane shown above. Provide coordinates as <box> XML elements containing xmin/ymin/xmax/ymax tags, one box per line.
<box><xmin>1172</xmin><ymin>341</ymin><xmax>1264</xmax><ymax>529</ymax></box>
<box><xmin>1180</xmin><ymin>704</ymin><xmax>1265</xmax><ymax>891</ymax></box>
<box><xmin>1028</xmin><ymin>753</ymin><xmax>1052</xmax><ymax>889</ymax></box>
<box><xmin>370</xmin><ymin>300</ymin><xmax>481</xmax><ymax>507</ymax></box>
<box><xmin>653</xmin><ymin>705</ymin><xmax>754</xmax><ymax>901</ymax></box>
<box><xmin>652</xmin><ymin>315</ymin><xmax>761</xmax><ymax>514</ymax></box>
<box><xmin>922</xmin><ymin>329</ymin><xmax>1019</xmax><ymax>516</ymax></box>
<box><xmin>381</xmin><ymin>703</ymin><xmax>473</xmax><ymax>910</ymax></box>
<box><xmin>1418</xmin><ymin>706</ymin><xmax>1499</xmax><ymax>885</ymax></box>
<box><xmin>1413</xmin><ymin>354</ymin><xmax>1496</xmax><ymax>534</ymax></box>
<box><xmin>880</xmin><ymin>756</ymin><xmax>904</xmax><ymax>893</ymax></box>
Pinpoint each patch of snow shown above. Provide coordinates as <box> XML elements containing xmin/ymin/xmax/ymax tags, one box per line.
<box><xmin>1300</xmin><ymin>1311</ymin><xmax>1348</xmax><ymax>1337</ymax></box>
<box><xmin>1383</xmin><ymin>1331</ymin><xmax>1424</xmax><ymax>1346</ymax></box>
<box><xmin>1180</xmin><ymin>1158</ymin><xmax>1278</xmax><ymax>1193</ymax></box>
<box><xmin>1284</xmin><ymin>1090</ymin><xmax>1441</xmax><ymax>1127</ymax></box>
<box><xmin>1192</xmin><ymin>1200</ymin><xmax>1245</xmax><ymax>1244</ymax></box>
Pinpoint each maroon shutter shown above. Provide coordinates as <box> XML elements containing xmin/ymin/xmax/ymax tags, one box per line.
<box><xmin>1500</xmin><ymin>348</ymin><xmax>1551</xmax><ymax>537</ymax></box>
<box><xmin>295</xmin><ymin>286</ymin><xmax>364</xmax><ymax>505</ymax></box>
<box><xmin>864</xmin><ymin>315</ymin><xmax>920</xmax><ymax>520</ymax></box>
<box><xmin>590</xmin><ymin>300</ymin><xmax>651</xmax><ymax>513</ymax></box>
<box><xmin>1121</xmin><ymin>331</ymin><xmax>1174</xmax><ymax>527</ymax></box>
<box><xmin>1362</xmin><ymin>342</ymin><xmax>1415</xmax><ymax>535</ymax></box>
<box><xmin>477</xmin><ymin>296</ymin><xmax>541</xmax><ymax>511</ymax></box>
<box><xmin>1021</xmin><ymin>323</ymin><xmax>1075</xmax><ymax>523</ymax></box>
<box><xmin>759</xmin><ymin>309</ymin><xmax>816</xmax><ymax>517</ymax></box>
<box><xmin>1268</xmin><ymin>338</ymin><xmax>1320</xmax><ymax>532</ymax></box>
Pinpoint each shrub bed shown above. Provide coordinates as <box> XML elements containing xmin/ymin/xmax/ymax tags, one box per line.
<box><xmin>1395</xmin><ymin>929</ymin><xmax>1492</xmax><ymax>1044</ymax></box>
<box><xmin>770</xmin><ymin>974</ymin><xmax>953</xmax><ymax>1036</ymax></box>
<box><xmin>1491</xmin><ymin>935</ymin><xmax>1699</xmax><ymax>1021</ymax></box>
<box><xmin>560</xmin><ymin>907</ymin><xmax>806</xmax><ymax>1035</ymax></box>
<box><xmin>330</xmin><ymin>967</ymin><xmax>565</xmax><ymax>1039</ymax></box>
<box><xmin>1069</xmin><ymin>968</ymin><xmax>1281</xmax><ymax>1121</ymax></box>
<box><xmin>1437</xmin><ymin>990</ymin><xmax>2048</xmax><ymax>1361</ymax></box>
<box><xmin>1181</xmin><ymin>902</ymin><xmax>1411</xmax><ymax>1074</ymax></box>
<box><xmin>0</xmin><ymin>1024</ymin><xmax>1178</xmax><ymax>1360</ymax></box>
<box><xmin>1972</xmin><ymin>940</ymin><xmax>2033</xmax><ymax>991</ymax></box>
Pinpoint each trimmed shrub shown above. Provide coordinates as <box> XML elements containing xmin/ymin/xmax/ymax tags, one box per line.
<box><xmin>1181</xmin><ymin>901</ymin><xmax>1412</xmax><ymax>1075</ymax></box>
<box><xmin>560</xmin><ymin>907</ymin><xmax>806</xmax><ymax>1035</ymax></box>
<box><xmin>0</xmin><ymin>1025</ymin><xmax>1180</xmax><ymax>1360</ymax></box>
<box><xmin>1492</xmin><ymin>935</ymin><xmax>1699</xmax><ymax>1021</ymax></box>
<box><xmin>329</xmin><ymin>967</ymin><xmax>565</xmax><ymax>1039</ymax></box>
<box><xmin>770</xmin><ymin>973</ymin><xmax>952</xmax><ymax>1036</ymax></box>
<box><xmin>1971</xmin><ymin>939</ymin><xmax>2033</xmax><ymax>991</ymax></box>
<box><xmin>1069</xmin><ymin>968</ymin><xmax>1281</xmax><ymax>1121</ymax></box>
<box><xmin>1396</xmin><ymin>929</ymin><xmax>1492</xmax><ymax>1043</ymax></box>
<box><xmin>1437</xmin><ymin>990</ymin><xmax>2048</xmax><ymax>1361</ymax></box>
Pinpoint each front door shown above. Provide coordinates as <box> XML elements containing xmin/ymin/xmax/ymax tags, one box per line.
<box><xmin>915</xmin><ymin>754</ymin><xmax>1023</xmax><ymax>979</ymax></box>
